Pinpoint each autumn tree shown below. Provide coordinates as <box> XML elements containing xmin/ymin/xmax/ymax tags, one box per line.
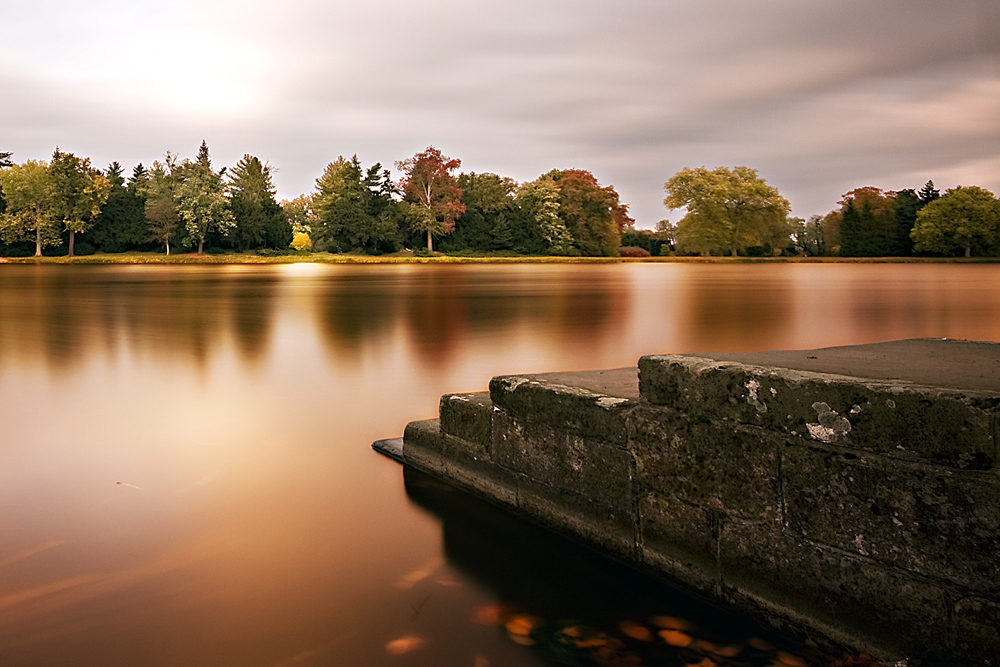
<box><xmin>516</xmin><ymin>176</ymin><xmax>574</xmax><ymax>255</ymax></box>
<box><xmin>227</xmin><ymin>155</ymin><xmax>290</xmax><ymax>251</ymax></box>
<box><xmin>396</xmin><ymin>146</ymin><xmax>464</xmax><ymax>253</ymax></box>
<box><xmin>544</xmin><ymin>169</ymin><xmax>631</xmax><ymax>256</ymax></box>
<box><xmin>0</xmin><ymin>160</ymin><xmax>60</xmax><ymax>256</ymax></box>
<box><xmin>49</xmin><ymin>148</ymin><xmax>111</xmax><ymax>256</ymax></box>
<box><xmin>664</xmin><ymin>166</ymin><xmax>789</xmax><ymax>257</ymax></box>
<box><xmin>282</xmin><ymin>195</ymin><xmax>314</xmax><ymax>235</ymax></box>
<box><xmin>911</xmin><ymin>186</ymin><xmax>1000</xmax><ymax>257</ymax></box>
<box><xmin>175</xmin><ymin>143</ymin><xmax>235</xmax><ymax>253</ymax></box>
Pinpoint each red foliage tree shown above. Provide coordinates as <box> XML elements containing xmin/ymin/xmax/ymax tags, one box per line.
<box><xmin>396</xmin><ymin>147</ymin><xmax>465</xmax><ymax>252</ymax></box>
<box><xmin>548</xmin><ymin>169</ymin><xmax>632</xmax><ymax>256</ymax></box>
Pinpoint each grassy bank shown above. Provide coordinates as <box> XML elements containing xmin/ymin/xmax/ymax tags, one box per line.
<box><xmin>2</xmin><ymin>251</ymin><xmax>999</xmax><ymax>265</ymax></box>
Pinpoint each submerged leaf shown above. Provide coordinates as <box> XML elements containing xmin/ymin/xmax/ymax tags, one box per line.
<box><xmin>385</xmin><ymin>635</ymin><xmax>425</xmax><ymax>655</ymax></box>
<box><xmin>659</xmin><ymin>630</ymin><xmax>693</xmax><ymax>648</ymax></box>
<box><xmin>619</xmin><ymin>621</ymin><xmax>653</xmax><ymax>642</ymax></box>
<box><xmin>650</xmin><ymin>615</ymin><xmax>695</xmax><ymax>632</ymax></box>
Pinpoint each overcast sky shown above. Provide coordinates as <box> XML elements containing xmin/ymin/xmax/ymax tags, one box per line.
<box><xmin>2</xmin><ymin>0</ymin><xmax>998</xmax><ymax>227</ymax></box>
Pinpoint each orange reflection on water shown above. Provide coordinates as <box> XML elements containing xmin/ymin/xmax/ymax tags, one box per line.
<box><xmin>2</xmin><ymin>262</ymin><xmax>1000</xmax><ymax>665</ymax></box>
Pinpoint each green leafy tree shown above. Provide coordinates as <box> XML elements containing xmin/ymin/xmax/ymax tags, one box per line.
<box><xmin>0</xmin><ymin>159</ymin><xmax>60</xmax><ymax>256</ymax></box>
<box><xmin>664</xmin><ymin>166</ymin><xmax>790</xmax><ymax>256</ymax></box>
<box><xmin>175</xmin><ymin>144</ymin><xmax>235</xmax><ymax>253</ymax></box>
<box><xmin>396</xmin><ymin>146</ymin><xmax>465</xmax><ymax>253</ymax></box>
<box><xmin>227</xmin><ymin>155</ymin><xmax>290</xmax><ymax>251</ymax></box>
<box><xmin>142</xmin><ymin>156</ymin><xmax>181</xmax><ymax>255</ymax></box>
<box><xmin>516</xmin><ymin>176</ymin><xmax>574</xmax><ymax>255</ymax></box>
<box><xmin>911</xmin><ymin>186</ymin><xmax>1000</xmax><ymax>257</ymax></box>
<box><xmin>0</xmin><ymin>151</ymin><xmax>11</xmax><ymax>215</ymax></box>
<box><xmin>792</xmin><ymin>214</ymin><xmax>829</xmax><ymax>256</ymax></box>
<box><xmin>49</xmin><ymin>148</ymin><xmax>111</xmax><ymax>256</ymax></box>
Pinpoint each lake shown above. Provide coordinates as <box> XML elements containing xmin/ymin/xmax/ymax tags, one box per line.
<box><xmin>1</xmin><ymin>262</ymin><xmax>997</xmax><ymax>666</ymax></box>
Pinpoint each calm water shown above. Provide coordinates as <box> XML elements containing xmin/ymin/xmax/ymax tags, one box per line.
<box><xmin>1</xmin><ymin>262</ymin><xmax>998</xmax><ymax>666</ymax></box>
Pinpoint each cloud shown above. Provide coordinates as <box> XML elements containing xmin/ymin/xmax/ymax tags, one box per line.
<box><xmin>1</xmin><ymin>0</ymin><xmax>996</xmax><ymax>225</ymax></box>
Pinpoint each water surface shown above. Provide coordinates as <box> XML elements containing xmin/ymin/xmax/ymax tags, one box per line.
<box><xmin>1</xmin><ymin>263</ymin><xmax>998</xmax><ymax>666</ymax></box>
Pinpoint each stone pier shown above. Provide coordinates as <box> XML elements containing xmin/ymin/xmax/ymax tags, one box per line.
<box><xmin>393</xmin><ymin>339</ymin><xmax>1000</xmax><ymax>665</ymax></box>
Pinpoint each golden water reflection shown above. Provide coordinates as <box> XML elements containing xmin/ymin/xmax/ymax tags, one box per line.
<box><xmin>2</xmin><ymin>262</ymin><xmax>1000</xmax><ymax>666</ymax></box>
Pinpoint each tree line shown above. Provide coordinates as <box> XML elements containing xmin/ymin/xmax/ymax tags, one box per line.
<box><xmin>0</xmin><ymin>144</ymin><xmax>633</xmax><ymax>258</ymax></box>
<box><xmin>2</xmin><ymin>144</ymin><xmax>998</xmax><ymax>258</ymax></box>
<box><xmin>658</xmin><ymin>166</ymin><xmax>1000</xmax><ymax>258</ymax></box>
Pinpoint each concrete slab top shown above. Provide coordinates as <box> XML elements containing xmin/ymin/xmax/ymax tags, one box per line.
<box><xmin>513</xmin><ymin>367</ymin><xmax>640</xmax><ymax>399</ymax></box>
<box><xmin>685</xmin><ymin>338</ymin><xmax>1000</xmax><ymax>393</ymax></box>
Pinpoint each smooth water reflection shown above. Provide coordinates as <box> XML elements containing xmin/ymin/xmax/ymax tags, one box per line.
<box><xmin>2</xmin><ymin>263</ymin><xmax>999</xmax><ymax>666</ymax></box>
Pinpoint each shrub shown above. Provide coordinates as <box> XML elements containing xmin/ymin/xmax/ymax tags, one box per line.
<box><xmin>619</xmin><ymin>246</ymin><xmax>651</xmax><ymax>257</ymax></box>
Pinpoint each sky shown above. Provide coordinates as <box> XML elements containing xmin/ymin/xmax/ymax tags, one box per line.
<box><xmin>1</xmin><ymin>0</ymin><xmax>998</xmax><ymax>228</ymax></box>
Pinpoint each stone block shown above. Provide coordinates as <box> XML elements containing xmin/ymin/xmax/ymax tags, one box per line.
<box><xmin>782</xmin><ymin>441</ymin><xmax>1000</xmax><ymax>595</ymax></box>
<box><xmin>627</xmin><ymin>404</ymin><xmax>783</xmax><ymax>523</ymax></box>
<box><xmin>517</xmin><ymin>478</ymin><xmax>636</xmax><ymax>559</ymax></box>
<box><xmin>636</xmin><ymin>491</ymin><xmax>719</xmax><ymax>592</ymax></box>
<box><xmin>719</xmin><ymin>520</ymin><xmax>951</xmax><ymax>659</ymax></box>
<box><xmin>638</xmin><ymin>355</ymin><xmax>999</xmax><ymax>470</ymax></box>
<box><xmin>491</xmin><ymin>409</ymin><xmax>634</xmax><ymax>513</ymax></box>
<box><xmin>439</xmin><ymin>392</ymin><xmax>492</xmax><ymax>451</ymax></box>
<box><xmin>402</xmin><ymin>419</ymin><xmax>447</xmax><ymax>475</ymax></box>
<box><xmin>441</xmin><ymin>440</ymin><xmax>518</xmax><ymax>508</ymax></box>
<box><xmin>490</xmin><ymin>373</ymin><xmax>636</xmax><ymax>446</ymax></box>
<box><xmin>953</xmin><ymin>595</ymin><xmax>1000</xmax><ymax>665</ymax></box>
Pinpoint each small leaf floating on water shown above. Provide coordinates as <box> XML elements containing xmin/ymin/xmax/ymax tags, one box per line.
<box><xmin>619</xmin><ymin>620</ymin><xmax>653</xmax><ymax>642</ymax></box>
<box><xmin>505</xmin><ymin>614</ymin><xmax>541</xmax><ymax>645</ymax></box>
<box><xmin>684</xmin><ymin>659</ymin><xmax>718</xmax><ymax>667</ymax></box>
<box><xmin>649</xmin><ymin>615</ymin><xmax>696</xmax><ymax>632</ymax></box>
<box><xmin>775</xmin><ymin>650</ymin><xmax>808</xmax><ymax>667</ymax></box>
<box><xmin>385</xmin><ymin>635</ymin><xmax>425</xmax><ymax>655</ymax></box>
<box><xmin>658</xmin><ymin>629</ymin><xmax>693</xmax><ymax>648</ymax></box>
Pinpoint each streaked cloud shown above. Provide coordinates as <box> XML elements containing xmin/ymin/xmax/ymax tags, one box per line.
<box><xmin>1</xmin><ymin>0</ymin><xmax>997</xmax><ymax>225</ymax></box>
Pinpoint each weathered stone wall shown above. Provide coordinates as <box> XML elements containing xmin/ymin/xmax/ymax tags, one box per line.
<box><xmin>401</xmin><ymin>354</ymin><xmax>1000</xmax><ymax>665</ymax></box>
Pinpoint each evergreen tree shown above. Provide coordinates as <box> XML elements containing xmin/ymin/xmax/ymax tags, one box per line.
<box><xmin>91</xmin><ymin>162</ymin><xmax>148</xmax><ymax>252</ymax></box>
<box><xmin>891</xmin><ymin>189</ymin><xmax>921</xmax><ymax>256</ymax></box>
<box><xmin>313</xmin><ymin>155</ymin><xmax>398</xmax><ymax>254</ymax></box>
<box><xmin>918</xmin><ymin>180</ymin><xmax>941</xmax><ymax>205</ymax></box>
<box><xmin>227</xmin><ymin>155</ymin><xmax>290</xmax><ymax>251</ymax></box>
<box><xmin>837</xmin><ymin>187</ymin><xmax>895</xmax><ymax>256</ymax></box>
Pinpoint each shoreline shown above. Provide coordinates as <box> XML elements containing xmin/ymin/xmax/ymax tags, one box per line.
<box><xmin>2</xmin><ymin>252</ymin><xmax>1000</xmax><ymax>265</ymax></box>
